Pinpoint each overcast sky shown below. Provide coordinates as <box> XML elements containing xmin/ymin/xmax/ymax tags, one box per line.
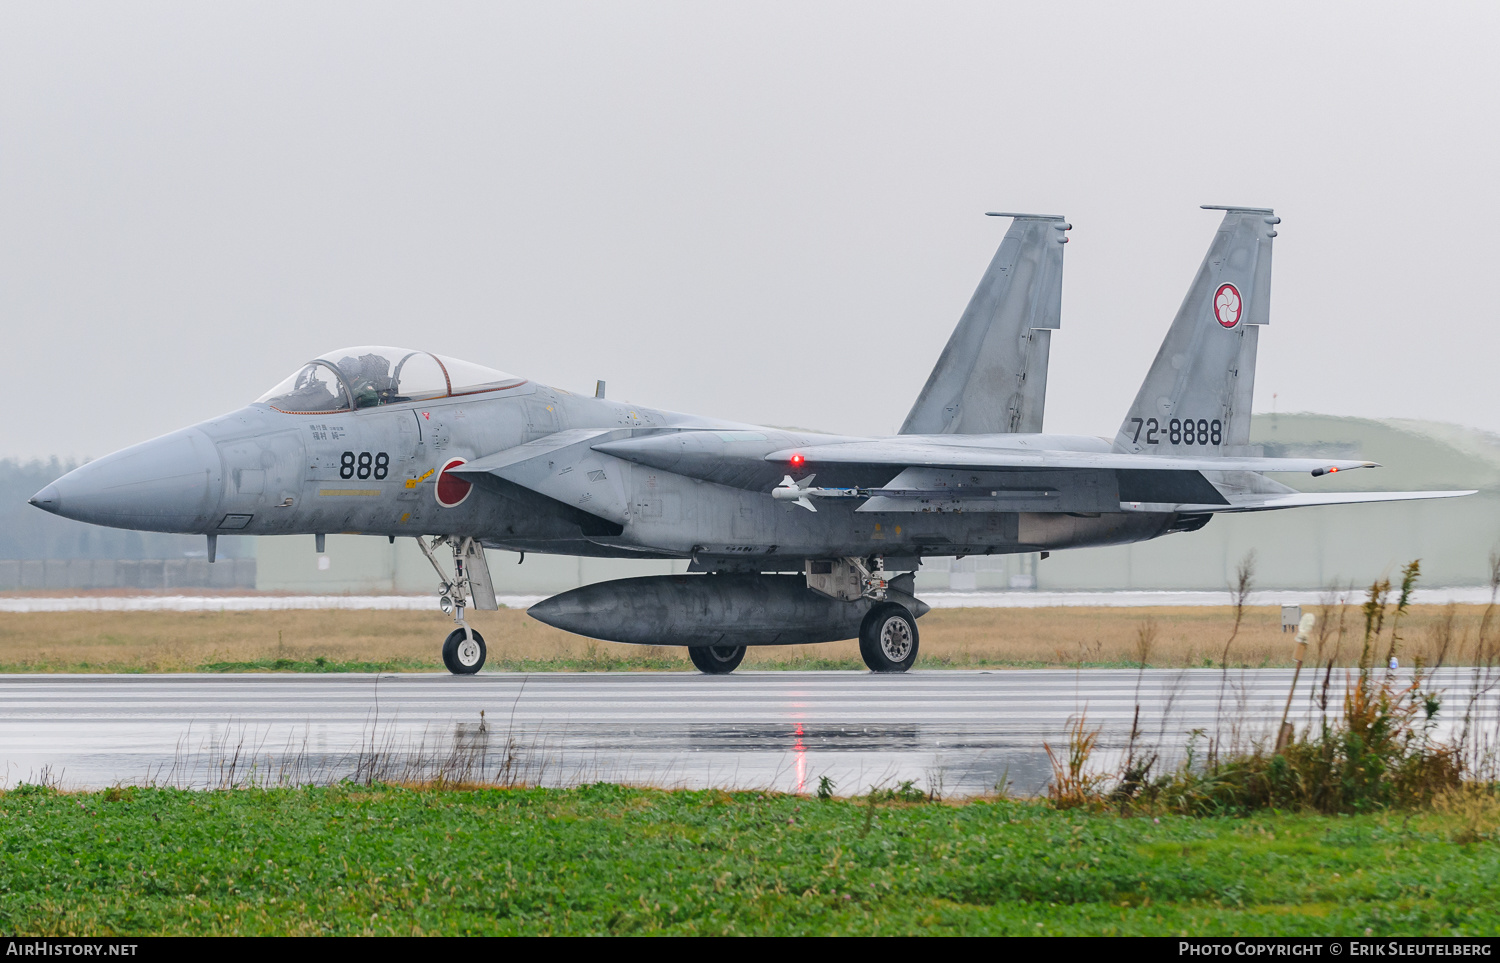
<box><xmin>3</xmin><ymin>2</ymin><xmax>1498</xmax><ymax>461</ymax></box>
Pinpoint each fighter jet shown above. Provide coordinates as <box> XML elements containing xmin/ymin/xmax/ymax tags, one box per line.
<box><xmin>30</xmin><ymin>206</ymin><xmax>1472</xmax><ymax>675</ymax></box>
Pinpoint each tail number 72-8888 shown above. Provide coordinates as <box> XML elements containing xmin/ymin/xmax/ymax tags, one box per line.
<box><xmin>1129</xmin><ymin>418</ymin><xmax>1223</xmax><ymax>446</ymax></box>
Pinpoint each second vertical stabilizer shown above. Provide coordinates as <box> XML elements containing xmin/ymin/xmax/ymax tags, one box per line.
<box><xmin>900</xmin><ymin>213</ymin><xmax>1068</xmax><ymax>435</ymax></box>
<box><xmin>1113</xmin><ymin>206</ymin><xmax>1279</xmax><ymax>456</ymax></box>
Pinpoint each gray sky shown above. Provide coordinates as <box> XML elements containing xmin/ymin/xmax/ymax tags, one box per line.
<box><xmin>4</xmin><ymin>2</ymin><xmax>1498</xmax><ymax>461</ymax></box>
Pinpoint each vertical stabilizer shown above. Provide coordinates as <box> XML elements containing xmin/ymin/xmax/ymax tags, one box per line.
<box><xmin>900</xmin><ymin>212</ymin><xmax>1069</xmax><ymax>435</ymax></box>
<box><xmin>1113</xmin><ymin>206</ymin><xmax>1279</xmax><ymax>456</ymax></box>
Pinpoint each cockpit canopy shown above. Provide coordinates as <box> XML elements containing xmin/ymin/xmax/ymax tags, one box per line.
<box><xmin>256</xmin><ymin>346</ymin><xmax>524</xmax><ymax>413</ymax></box>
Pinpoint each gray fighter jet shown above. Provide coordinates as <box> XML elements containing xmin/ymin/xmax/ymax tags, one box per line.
<box><xmin>30</xmin><ymin>206</ymin><xmax>1471</xmax><ymax>675</ymax></box>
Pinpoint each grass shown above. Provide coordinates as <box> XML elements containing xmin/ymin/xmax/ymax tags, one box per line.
<box><xmin>1</xmin><ymin>783</ymin><xmax>1497</xmax><ymax>936</ymax></box>
<box><xmin>4</xmin><ymin>603</ymin><xmax>1500</xmax><ymax>673</ymax></box>
<box><xmin>5</xmin><ymin>565</ymin><xmax>1495</xmax><ymax>935</ymax></box>
<box><xmin>1046</xmin><ymin>563</ymin><xmax>1500</xmax><ymax>817</ymax></box>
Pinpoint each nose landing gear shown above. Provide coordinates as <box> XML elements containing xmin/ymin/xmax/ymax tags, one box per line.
<box><xmin>442</xmin><ymin>627</ymin><xmax>487</xmax><ymax>674</ymax></box>
<box><xmin>417</xmin><ymin>535</ymin><xmax>497</xmax><ymax>675</ymax></box>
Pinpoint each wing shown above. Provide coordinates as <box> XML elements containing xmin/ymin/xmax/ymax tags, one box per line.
<box><xmin>762</xmin><ymin>439</ymin><xmax>1380</xmax><ymax>475</ymax></box>
<box><xmin>592</xmin><ymin>429</ymin><xmax>1471</xmax><ymax>515</ymax></box>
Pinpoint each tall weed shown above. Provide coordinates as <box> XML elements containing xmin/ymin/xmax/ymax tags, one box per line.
<box><xmin>1051</xmin><ymin>560</ymin><xmax>1495</xmax><ymax>816</ymax></box>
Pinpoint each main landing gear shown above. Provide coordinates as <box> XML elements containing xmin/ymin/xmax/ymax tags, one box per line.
<box><xmin>677</xmin><ymin>557</ymin><xmax>923</xmax><ymax>676</ymax></box>
<box><xmin>858</xmin><ymin>602</ymin><xmax>920</xmax><ymax>673</ymax></box>
<box><xmin>418</xmin><ymin>535</ymin><xmax>498</xmax><ymax>675</ymax></box>
<box><xmin>810</xmin><ymin>555</ymin><xmax>921</xmax><ymax>674</ymax></box>
<box><xmin>682</xmin><ymin>600</ymin><xmax>921</xmax><ymax>676</ymax></box>
<box><xmin>688</xmin><ymin>644</ymin><xmax>746</xmax><ymax>674</ymax></box>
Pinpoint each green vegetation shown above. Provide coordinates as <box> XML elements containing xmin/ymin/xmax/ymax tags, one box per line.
<box><xmin>2</xmin><ymin>783</ymin><xmax>1497</xmax><ymax>936</ymax></box>
<box><xmin>1048</xmin><ymin>561</ymin><xmax>1500</xmax><ymax>817</ymax></box>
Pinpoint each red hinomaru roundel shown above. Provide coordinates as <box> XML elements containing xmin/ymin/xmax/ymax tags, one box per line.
<box><xmin>1213</xmin><ymin>283</ymin><xmax>1243</xmax><ymax>328</ymax></box>
<box><xmin>435</xmin><ymin>457</ymin><xmax>473</xmax><ymax>508</ymax></box>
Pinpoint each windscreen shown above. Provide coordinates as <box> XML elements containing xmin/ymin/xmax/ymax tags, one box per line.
<box><xmin>255</xmin><ymin>362</ymin><xmax>351</xmax><ymax>413</ymax></box>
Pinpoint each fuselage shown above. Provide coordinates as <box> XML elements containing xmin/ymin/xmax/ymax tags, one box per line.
<box><xmin>33</xmin><ymin>377</ymin><xmax>1184</xmax><ymax>565</ymax></box>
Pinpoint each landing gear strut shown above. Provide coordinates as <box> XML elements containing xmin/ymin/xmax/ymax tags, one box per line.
<box><xmin>418</xmin><ymin>536</ymin><xmax>496</xmax><ymax>675</ymax></box>
<box><xmin>688</xmin><ymin>644</ymin><xmax>746</xmax><ymax>674</ymax></box>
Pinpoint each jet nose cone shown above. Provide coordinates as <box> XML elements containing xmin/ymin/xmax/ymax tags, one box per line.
<box><xmin>45</xmin><ymin>429</ymin><xmax>224</xmax><ymax>533</ymax></box>
<box><xmin>28</xmin><ymin>484</ymin><xmax>61</xmax><ymax>514</ymax></box>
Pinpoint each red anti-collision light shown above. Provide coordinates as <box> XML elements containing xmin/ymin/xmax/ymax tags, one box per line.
<box><xmin>790</xmin><ymin>453</ymin><xmax>805</xmax><ymax>468</ymax></box>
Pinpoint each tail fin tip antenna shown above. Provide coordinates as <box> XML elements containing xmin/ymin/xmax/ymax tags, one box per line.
<box><xmin>986</xmin><ymin>211</ymin><xmax>1067</xmax><ymax>220</ymax></box>
<box><xmin>1201</xmin><ymin>204</ymin><xmax>1277</xmax><ymax>216</ymax></box>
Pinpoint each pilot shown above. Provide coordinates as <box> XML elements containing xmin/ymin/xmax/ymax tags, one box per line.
<box><xmin>338</xmin><ymin>353</ymin><xmax>394</xmax><ymax>408</ymax></box>
<box><xmin>350</xmin><ymin>380</ymin><xmax>381</xmax><ymax>409</ymax></box>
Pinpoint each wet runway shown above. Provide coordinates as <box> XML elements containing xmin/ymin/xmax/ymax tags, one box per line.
<box><xmin>2</xmin><ymin>669</ymin><xmax>1494</xmax><ymax>796</ymax></box>
<box><xmin>4</xmin><ymin>587</ymin><xmax>1497</xmax><ymax>613</ymax></box>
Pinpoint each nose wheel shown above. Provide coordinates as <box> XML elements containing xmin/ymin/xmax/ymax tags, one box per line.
<box><xmin>443</xmin><ymin>627</ymin><xmax>487</xmax><ymax>674</ymax></box>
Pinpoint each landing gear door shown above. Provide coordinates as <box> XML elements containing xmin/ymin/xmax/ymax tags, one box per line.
<box><xmin>463</xmin><ymin>539</ymin><xmax>498</xmax><ymax>610</ymax></box>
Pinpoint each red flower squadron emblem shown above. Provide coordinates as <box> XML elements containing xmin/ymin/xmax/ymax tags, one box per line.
<box><xmin>1214</xmin><ymin>283</ymin><xmax>1242</xmax><ymax>328</ymax></box>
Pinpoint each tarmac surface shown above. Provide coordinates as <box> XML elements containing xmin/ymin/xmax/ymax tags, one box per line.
<box><xmin>5</xmin><ymin>668</ymin><xmax>1495</xmax><ymax>796</ymax></box>
<box><xmin>4</xmin><ymin>587</ymin><xmax>1498</xmax><ymax>612</ymax></box>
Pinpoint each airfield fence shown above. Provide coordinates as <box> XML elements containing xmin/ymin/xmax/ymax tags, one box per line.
<box><xmin>0</xmin><ymin>558</ymin><xmax>257</xmax><ymax>591</ymax></box>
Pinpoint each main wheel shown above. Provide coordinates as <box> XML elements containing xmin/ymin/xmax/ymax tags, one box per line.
<box><xmin>859</xmin><ymin>604</ymin><xmax>919</xmax><ymax>673</ymax></box>
<box><xmin>688</xmin><ymin>644</ymin><xmax>746</xmax><ymax>674</ymax></box>
<box><xmin>442</xmin><ymin>628</ymin><xmax>487</xmax><ymax>675</ymax></box>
